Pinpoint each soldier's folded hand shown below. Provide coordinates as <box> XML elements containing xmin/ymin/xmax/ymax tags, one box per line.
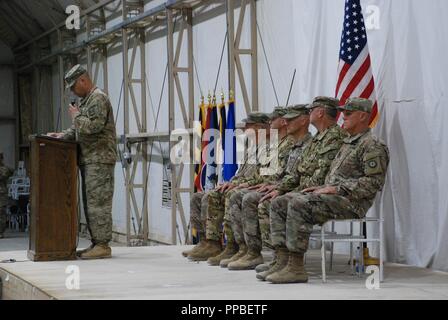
<box><xmin>235</xmin><ymin>183</ymin><xmax>249</xmax><ymax>190</ymax></box>
<box><xmin>302</xmin><ymin>186</ymin><xmax>319</xmax><ymax>193</ymax></box>
<box><xmin>248</xmin><ymin>184</ymin><xmax>263</xmax><ymax>190</ymax></box>
<box><xmin>313</xmin><ymin>186</ymin><xmax>338</xmax><ymax>195</ymax></box>
<box><xmin>260</xmin><ymin>190</ymin><xmax>280</xmax><ymax>203</ymax></box>
<box><xmin>259</xmin><ymin>184</ymin><xmax>276</xmax><ymax>193</ymax></box>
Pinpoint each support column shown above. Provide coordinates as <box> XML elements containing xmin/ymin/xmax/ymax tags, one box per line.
<box><xmin>227</xmin><ymin>0</ymin><xmax>258</xmax><ymax>114</ymax></box>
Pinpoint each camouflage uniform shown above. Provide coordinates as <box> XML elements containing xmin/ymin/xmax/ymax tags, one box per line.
<box><xmin>0</xmin><ymin>162</ymin><xmax>14</xmax><ymax>234</ymax></box>
<box><xmin>206</xmin><ymin>112</ymin><xmax>270</xmax><ymax>243</ymax></box>
<box><xmin>206</xmin><ymin>149</ymin><xmax>259</xmax><ymax>242</ymax></box>
<box><xmin>243</xmin><ymin>133</ymin><xmax>312</xmax><ymax>251</ymax></box>
<box><xmin>270</xmin><ymin>124</ymin><xmax>348</xmax><ymax>249</ymax></box>
<box><xmin>284</xmin><ymin>129</ymin><xmax>389</xmax><ymax>253</ymax></box>
<box><xmin>189</xmin><ymin>192</ymin><xmax>208</xmax><ymax>238</ymax></box>
<box><xmin>62</xmin><ymin>83</ymin><xmax>117</xmax><ymax>245</ymax></box>
<box><xmin>229</xmin><ymin>135</ymin><xmax>295</xmax><ymax>247</ymax></box>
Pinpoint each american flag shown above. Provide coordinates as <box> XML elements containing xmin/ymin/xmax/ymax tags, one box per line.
<box><xmin>335</xmin><ymin>0</ymin><xmax>379</xmax><ymax>126</ymax></box>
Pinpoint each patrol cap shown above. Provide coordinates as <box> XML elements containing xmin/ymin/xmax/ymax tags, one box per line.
<box><xmin>307</xmin><ymin>96</ymin><xmax>340</xmax><ymax>110</ymax></box>
<box><xmin>283</xmin><ymin>104</ymin><xmax>309</xmax><ymax>119</ymax></box>
<box><xmin>64</xmin><ymin>64</ymin><xmax>87</xmax><ymax>89</ymax></box>
<box><xmin>242</xmin><ymin>112</ymin><xmax>271</xmax><ymax>125</ymax></box>
<box><xmin>338</xmin><ymin>97</ymin><xmax>373</xmax><ymax>113</ymax></box>
<box><xmin>268</xmin><ymin>106</ymin><xmax>288</xmax><ymax>120</ymax></box>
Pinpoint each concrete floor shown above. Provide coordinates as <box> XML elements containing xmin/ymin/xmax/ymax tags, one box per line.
<box><xmin>1</xmin><ymin>232</ymin><xmax>448</xmax><ymax>300</ymax></box>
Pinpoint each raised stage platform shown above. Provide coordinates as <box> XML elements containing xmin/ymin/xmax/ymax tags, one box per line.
<box><xmin>1</xmin><ymin>245</ymin><xmax>448</xmax><ymax>300</ymax></box>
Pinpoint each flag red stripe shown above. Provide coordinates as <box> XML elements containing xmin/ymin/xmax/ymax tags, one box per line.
<box><xmin>339</xmin><ymin>55</ymin><xmax>371</xmax><ymax>104</ymax></box>
<box><xmin>360</xmin><ymin>77</ymin><xmax>375</xmax><ymax>99</ymax></box>
<box><xmin>335</xmin><ymin>62</ymin><xmax>351</xmax><ymax>97</ymax></box>
<box><xmin>369</xmin><ymin>102</ymin><xmax>378</xmax><ymax>125</ymax></box>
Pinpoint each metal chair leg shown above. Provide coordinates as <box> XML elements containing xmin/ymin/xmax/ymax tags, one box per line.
<box><xmin>321</xmin><ymin>228</ymin><xmax>326</xmax><ymax>283</ymax></box>
<box><xmin>329</xmin><ymin>221</ymin><xmax>335</xmax><ymax>271</ymax></box>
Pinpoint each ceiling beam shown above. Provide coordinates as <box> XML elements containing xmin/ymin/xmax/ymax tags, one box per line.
<box><xmin>13</xmin><ymin>0</ymin><xmax>118</xmax><ymax>52</ymax></box>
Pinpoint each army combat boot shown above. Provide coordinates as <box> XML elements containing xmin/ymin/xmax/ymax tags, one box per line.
<box><xmin>182</xmin><ymin>232</ymin><xmax>207</xmax><ymax>257</ymax></box>
<box><xmin>188</xmin><ymin>240</ymin><xmax>222</xmax><ymax>262</ymax></box>
<box><xmin>220</xmin><ymin>243</ymin><xmax>247</xmax><ymax>268</ymax></box>
<box><xmin>207</xmin><ymin>241</ymin><xmax>238</xmax><ymax>266</ymax></box>
<box><xmin>266</xmin><ymin>252</ymin><xmax>308</xmax><ymax>284</ymax></box>
<box><xmin>79</xmin><ymin>243</ymin><xmax>112</xmax><ymax>260</ymax></box>
<box><xmin>256</xmin><ymin>247</ymin><xmax>289</xmax><ymax>281</ymax></box>
<box><xmin>256</xmin><ymin>251</ymin><xmax>277</xmax><ymax>273</ymax></box>
<box><xmin>228</xmin><ymin>249</ymin><xmax>264</xmax><ymax>270</ymax></box>
<box><xmin>76</xmin><ymin>242</ymin><xmax>95</xmax><ymax>257</ymax></box>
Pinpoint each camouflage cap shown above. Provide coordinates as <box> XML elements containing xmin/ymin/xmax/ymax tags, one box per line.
<box><xmin>339</xmin><ymin>97</ymin><xmax>373</xmax><ymax>113</ymax></box>
<box><xmin>64</xmin><ymin>64</ymin><xmax>87</xmax><ymax>89</ymax></box>
<box><xmin>283</xmin><ymin>104</ymin><xmax>310</xmax><ymax>119</ymax></box>
<box><xmin>268</xmin><ymin>106</ymin><xmax>288</xmax><ymax>120</ymax></box>
<box><xmin>307</xmin><ymin>96</ymin><xmax>340</xmax><ymax>110</ymax></box>
<box><xmin>242</xmin><ymin>112</ymin><xmax>271</xmax><ymax>124</ymax></box>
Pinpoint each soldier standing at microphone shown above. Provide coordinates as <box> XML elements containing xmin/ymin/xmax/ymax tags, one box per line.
<box><xmin>48</xmin><ymin>64</ymin><xmax>117</xmax><ymax>259</ymax></box>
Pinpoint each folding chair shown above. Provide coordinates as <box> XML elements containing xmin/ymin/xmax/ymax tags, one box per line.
<box><xmin>309</xmin><ymin>214</ymin><xmax>383</xmax><ymax>283</ymax></box>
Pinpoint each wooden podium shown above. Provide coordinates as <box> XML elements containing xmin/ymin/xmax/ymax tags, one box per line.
<box><xmin>28</xmin><ymin>136</ymin><xmax>79</xmax><ymax>261</ymax></box>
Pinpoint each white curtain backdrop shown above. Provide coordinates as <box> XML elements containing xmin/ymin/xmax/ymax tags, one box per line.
<box><xmin>257</xmin><ymin>0</ymin><xmax>448</xmax><ymax>271</ymax></box>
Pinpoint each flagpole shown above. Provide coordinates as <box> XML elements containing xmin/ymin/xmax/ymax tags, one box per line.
<box><xmin>285</xmin><ymin>68</ymin><xmax>297</xmax><ymax>107</ymax></box>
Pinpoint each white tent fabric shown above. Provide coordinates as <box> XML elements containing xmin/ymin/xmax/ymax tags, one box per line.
<box><xmin>257</xmin><ymin>0</ymin><xmax>448</xmax><ymax>271</ymax></box>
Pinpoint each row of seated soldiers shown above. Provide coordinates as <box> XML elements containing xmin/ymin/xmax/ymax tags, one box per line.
<box><xmin>183</xmin><ymin>96</ymin><xmax>390</xmax><ymax>284</ymax></box>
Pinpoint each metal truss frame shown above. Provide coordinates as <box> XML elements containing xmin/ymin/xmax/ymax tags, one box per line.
<box><xmin>12</xmin><ymin>0</ymin><xmax>259</xmax><ymax>247</ymax></box>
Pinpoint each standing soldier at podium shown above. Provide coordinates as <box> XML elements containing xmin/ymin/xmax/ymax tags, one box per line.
<box><xmin>47</xmin><ymin>64</ymin><xmax>117</xmax><ymax>259</ymax></box>
<box><xmin>0</xmin><ymin>152</ymin><xmax>14</xmax><ymax>239</ymax></box>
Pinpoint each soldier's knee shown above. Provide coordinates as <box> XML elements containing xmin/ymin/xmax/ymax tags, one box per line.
<box><xmin>229</xmin><ymin>192</ymin><xmax>241</xmax><ymax>204</ymax></box>
<box><xmin>242</xmin><ymin>192</ymin><xmax>258</xmax><ymax>207</ymax></box>
<box><xmin>289</xmin><ymin>195</ymin><xmax>308</xmax><ymax>209</ymax></box>
<box><xmin>271</xmin><ymin>195</ymin><xmax>285</xmax><ymax>211</ymax></box>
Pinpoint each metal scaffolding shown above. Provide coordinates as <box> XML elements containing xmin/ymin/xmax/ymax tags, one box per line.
<box><xmin>13</xmin><ymin>0</ymin><xmax>259</xmax><ymax>246</ymax></box>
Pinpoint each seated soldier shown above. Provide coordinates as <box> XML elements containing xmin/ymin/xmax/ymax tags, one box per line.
<box><xmin>267</xmin><ymin>97</ymin><xmax>390</xmax><ymax>284</ymax></box>
<box><xmin>207</xmin><ymin>107</ymin><xmax>289</xmax><ymax>267</ymax></box>
<box><xmin>187</xmin><ymin>113</ymin><xmax>271</xmax><ymax>262</ymax></box>
<box><xmin>226</xmin><ymin>105</ymin><xmax>311</xmax><ymax>270</ymax></box>
<box><xmin>257</xmin><ymin>96</ymin><xmax>348</xmax><ymax>281</ymax></box>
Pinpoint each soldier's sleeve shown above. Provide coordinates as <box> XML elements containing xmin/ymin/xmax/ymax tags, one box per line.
<box><xmin>74</xmin><ymin>96</ymin><xmax>109</xmax><ymax>135</ymax></box>
<box><xmin>306</xmin><ymin>143</ymin><xmax>341</xmax><ymax>187</ymax></box>
<box><xmin>230</xmin><ymin>163</ymin><xmax>244</xmax><ymax>184</ymax></box>
<box><xmin>276</xmin><ymin>171</ymin><xmax>300</xmax><ymax>194</ymax></box>
<box><xmin>233</xmin><ymin>164</ymin><xmax>259</xmax><ymax>186</ymax></box>
<box><xmin>61</xmin><ymin>126</ymin><xmax>76</xmax><ymax>140</ymax></box>
<box><xmin>275</xmin><ymin>144</ymin><xmax>306</xmax><ymax>193</ymax></box>
<box><xmin>338</xmin><ymin>143</ymin><xmax>390</xmax><ymax>200</ymax></box>
<box><xmin>246</xmin><ymin>166</ymin><xmax>264</xmax><ymax>186</ymax></box>
<box><xmin>269</xmin><ymin>143</ymin><xmax>293</xmax><ymax>182</ymax></box>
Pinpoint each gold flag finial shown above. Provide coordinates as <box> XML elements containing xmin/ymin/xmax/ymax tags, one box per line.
<box><xmin>220</xmin><ymin>90</ymin><xmax>225</xmax><ymax>104</ymax></box>
<box><xmin>229</xmin><ymin>89</ymin><xmax>234</xmax><ymax>101</ymax></box>
<box><xmin>212</xmin><ymin>94</ymin><xmax>217</xmax><ymax>107</ymax></box>
<box><xmin>207</xmin><ymin>92</ymin><xmax>212</xmax><ymax>105</ymax></box>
